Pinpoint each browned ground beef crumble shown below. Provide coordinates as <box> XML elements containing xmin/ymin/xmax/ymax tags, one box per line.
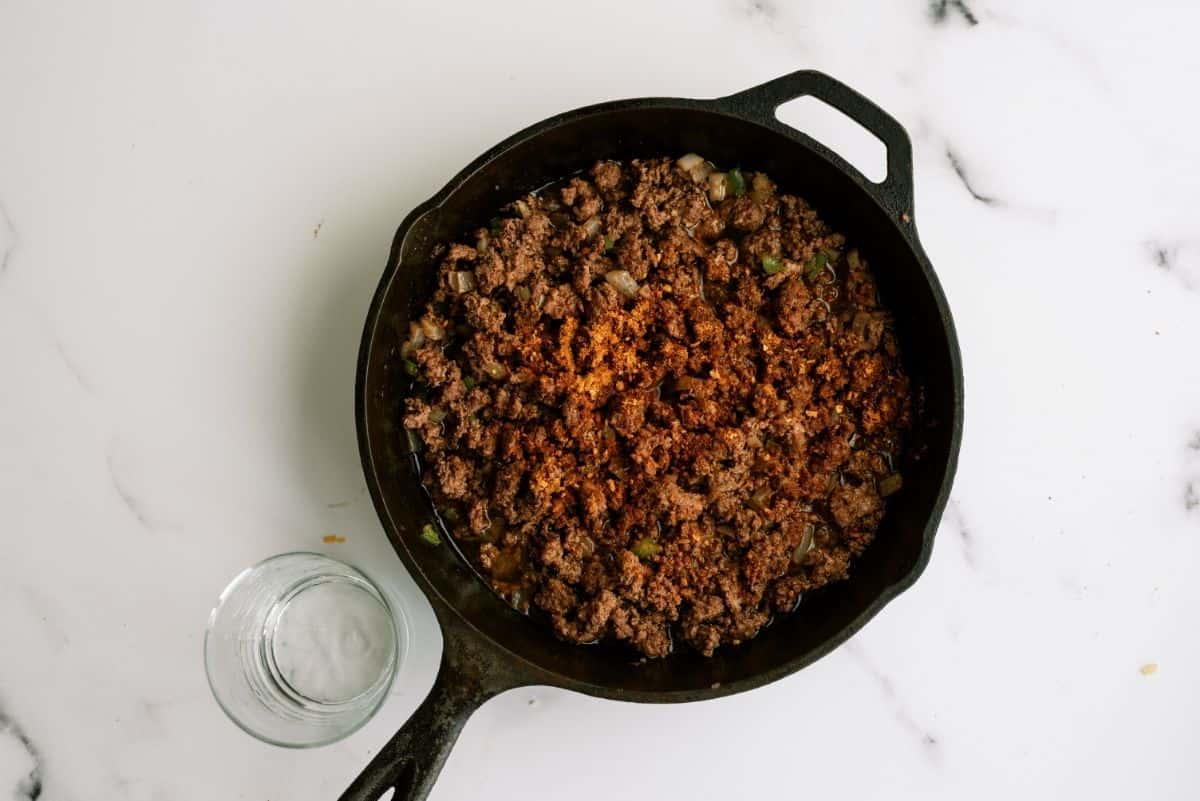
<box><xmin>401</xmin><ymin>156</ymin><xmax>911</xmax><ymax>658</ymax></box>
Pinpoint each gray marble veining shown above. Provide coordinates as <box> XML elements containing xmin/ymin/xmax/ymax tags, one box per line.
<box><xmin>0</xmin><ymin>708</ymin><xmax>42</xmax><ymax>801</ymax></box>
<box><xmin>0</xmin><ymin>200</ymin><xmax>16</xmax><ymax>277</ymax></box>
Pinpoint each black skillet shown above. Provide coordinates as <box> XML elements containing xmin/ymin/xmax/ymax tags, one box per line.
<box><xmin>347</xmin><ymin>70</ymin><xmax>964</xmax><ymax>801</ymax></box>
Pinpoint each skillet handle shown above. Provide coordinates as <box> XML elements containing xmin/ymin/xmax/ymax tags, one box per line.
<box><xmin>339</xmin><ymin>616</ymin><xmax>527</xmax><ymax>801</ymax></box>
<box><xmin>716</xmin><ymin>70</ymin><xmax>915</xmax><ymax>223</ymax></box>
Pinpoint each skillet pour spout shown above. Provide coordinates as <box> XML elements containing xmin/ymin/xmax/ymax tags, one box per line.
<box><xmin>347</xmin><ymin>70</ymin><xmax>963</xmax><ymax>801</ymax></box>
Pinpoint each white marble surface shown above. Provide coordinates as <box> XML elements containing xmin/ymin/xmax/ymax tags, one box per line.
<box><xmin>3</xmin><ymin>1</ymin><xmax>1199</xmax><ymax>798</ymax></box>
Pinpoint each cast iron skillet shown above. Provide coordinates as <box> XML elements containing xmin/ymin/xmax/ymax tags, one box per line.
<box><xmin>347</xmin><ymin>70</ymin><xmax>963</xmax><ymax>801</ymax></box>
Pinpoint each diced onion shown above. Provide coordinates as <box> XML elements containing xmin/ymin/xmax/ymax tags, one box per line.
<box><xmin>792</xmin><ymin>525</ymin><xmax>815</xmax><ymax>563</ymax></box>
<box><xmin>708</xmin><ymin>172</ymin><xmax>728</xmax><ymax>202</ymax></box>
<box><xmin>751</xmin><ymin>172</ymin><xmax>773</xmax><ymax>201</ymax></box>
<box><xmin>747</xmin><ymin>487</ymin><xmax>771</xmax><ymax>511</ymax></box>
<box><xmin>448</xmin><ymin>270</ymin><xmax>476</xmax><ymax>294</ymax></box>
<box><xmin>632</xmin><ymin>537</ymin><xmax>661</xmax><ymax>559</ymax></box>
<box><xmin>677</xmin><ymin>154</ymin><xmax>716</xmax><ymax>184</ymax></box>
<box><xmin>476</xmin><ymin>231</ymin><xmax>490</xmax><ymax>254</ymax></box>
<box><xmin>408</xmin><ymin>321</ymin><xmax>426</xmax><ymax>348</ymax></box>
<box><xmin>419</xmin><ymin>316</ymin><xmax>445</xmax><ymax>341</ymax></box>
<box><xmin>604</xmin><ymin>269</ymin><xmax>640</xmax><ymax>299</ymax></box>
<box><xmin>879</xmin><ymin>474</ymin><xmax>903</xmax><ymax>497</ymax></box>
<box><xmin>582</xmin><ymin>215</ymin><xmax>602</xmax><ymax>238</ymax></box>
<box><xmin>514</xmin><ymin>199</ymin><xmax>531</xmax><ymax>219</ymax></box>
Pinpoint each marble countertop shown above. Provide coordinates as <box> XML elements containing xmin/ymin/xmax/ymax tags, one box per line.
<box><xmin>3</xmin><ymin>1</ymin><xmax>1199</xmax><ymax>799</ymax></box>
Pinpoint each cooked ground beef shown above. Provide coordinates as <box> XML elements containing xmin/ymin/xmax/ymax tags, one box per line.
<box><xmin>400</xmin><ymin>156</ymin><xmax>911</xmax><ymax>658</ymax></box>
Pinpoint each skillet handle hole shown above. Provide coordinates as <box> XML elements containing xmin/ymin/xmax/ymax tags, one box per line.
<box><xmin>384</xmin><ymin>758</ymin><xmax>417</xmax><ymax>801</ymax></box>
<box><xmin>774</xmin><ymin>96</ymin><xmax>888</xmax><ymax>184</ymax></box>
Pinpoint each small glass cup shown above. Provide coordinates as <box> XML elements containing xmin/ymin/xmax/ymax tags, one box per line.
<box><xmin>204</xmin><ymin>552</ymin><xmax>405</xmax><ymax>747</ymax></box>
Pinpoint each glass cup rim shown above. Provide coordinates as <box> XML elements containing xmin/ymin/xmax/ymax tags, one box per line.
<box><xmin>204</xmin><ymin>550</ymin><xmax>407</xmax><ymax>748</ymax></box>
